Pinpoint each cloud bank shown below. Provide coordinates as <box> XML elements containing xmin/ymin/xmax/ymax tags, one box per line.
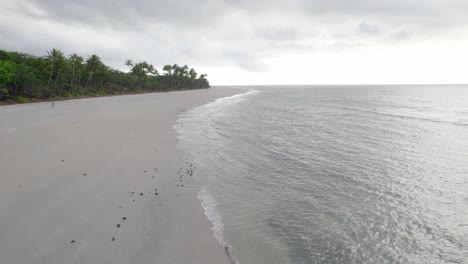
<box><xmin>1</xmin><ymin>0</ymin><xmax>468</xmax><ymax>84</ymax></box>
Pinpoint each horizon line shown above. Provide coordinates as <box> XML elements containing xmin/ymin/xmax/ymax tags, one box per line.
<box><xmin>213</xmin><ymin>83</ymin><xmax>468</xmax><ymax>87</ymax></box>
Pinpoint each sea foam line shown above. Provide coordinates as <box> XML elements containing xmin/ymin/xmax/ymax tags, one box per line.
<box><xmin>198</xmin><ymin>187</ymin><xmax>239</xmax><ymax>264</ymax></box>
<box><xmin>198</xmin><ymin>187</ymin><xmax>225</xmax><ymax>246</ymax></box>
<box><xmin>203</xmin><ymin>89</ymin><xmax>259</xmax><ymax>108</ymax></box>
<box><xmin>176</xmin><ymin>89</ymin><xmax>256</xmax><ymax>264</ymax></box>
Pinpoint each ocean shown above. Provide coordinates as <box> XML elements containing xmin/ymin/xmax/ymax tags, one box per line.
<box><xmin>175</xmin><ymin>85</ymin><xmax>468</xmax><ymax>264</ymax></box>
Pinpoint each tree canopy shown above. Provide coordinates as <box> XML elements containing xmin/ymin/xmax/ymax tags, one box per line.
<box><xmin>0</xmin><ymin>49</ymin><xmax>210</xmax><ymax>103</ymax></box>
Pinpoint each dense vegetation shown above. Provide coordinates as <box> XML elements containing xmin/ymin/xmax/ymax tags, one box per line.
<box><xmin>0</xmin><ymin>49</ymin><xmax>210</xmax><ymax>104</ymax></box>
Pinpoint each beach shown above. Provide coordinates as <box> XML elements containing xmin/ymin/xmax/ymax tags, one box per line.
<box><xmin>0</xmin><ymin>88</ymin><xmax>245</xmax><ymax>264</ymax></box>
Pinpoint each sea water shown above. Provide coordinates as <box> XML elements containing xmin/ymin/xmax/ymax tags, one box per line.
<box><xmin>176</xmin><ymin>85</ymin><xmax>468</xmax><ymax>264</ymax></box>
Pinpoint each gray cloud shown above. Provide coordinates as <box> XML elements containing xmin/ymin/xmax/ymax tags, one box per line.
<box><xmin>391</xmin><ymin>31</ymin><xmax>412</xmax><ymax>41</ymax></box>
<box><xmin>357</xmin><ymin>23</ymin><xmax>381</xmax><ymax>35</ymax></box>
<box><xmin>1</xmin><ymin>0</ymin><xmax>467</xmax><ymax>74</ymax></box>
<box><xmin>238</xmin><ymin>59</ymin><xmax>269</xmax><ymax>72</ymax></box>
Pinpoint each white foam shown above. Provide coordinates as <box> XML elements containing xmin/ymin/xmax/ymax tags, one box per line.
<box><xmin>198</xmin><ymin>187</ymin><xmax>240</xmax><ymax>264</ymax></box>
<box><xmin>198</xmin><ymin>186</ymin><xmax>225</xmax><ymax>246</ymax></box>
<box><xmin>176</xmin><ymin>89</ymin><xmax>256</xmax><ymax>264</ymax></box>
<box><xmin>205</xmin><ymin>89</ymin><xmax>259</xmax><ymax>108</ymax></box>
<box><xmin>174</xmin><ymin>89</ymin><xmax>258</xmax><ymax>138</ymax></box>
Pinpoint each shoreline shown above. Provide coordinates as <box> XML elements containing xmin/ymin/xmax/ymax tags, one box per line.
<box><xmin>0</xmin><ymin>87</ymin><xmax>247</xmax><ymax>263</ymax></box>
<box><xmin>0</xmin><ymin>88</ymin><xmax>210</xmax><ymax>106</ymax></box>
<box><xmin>174</xmin><ymin>89</ymin><xmax>258</xmax><ymax>264</ymax></box>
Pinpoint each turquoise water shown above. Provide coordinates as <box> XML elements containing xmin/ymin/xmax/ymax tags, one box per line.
<box><xmin>176</xmin><ymin>85</ymin><xmax>468</xmax><ymax>264</ymax></box>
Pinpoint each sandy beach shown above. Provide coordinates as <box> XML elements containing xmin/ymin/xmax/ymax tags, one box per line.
<box><xmin>0</xmin><ymin>88</ymin><xmax>245</xmax><ymax>264</ymax></box>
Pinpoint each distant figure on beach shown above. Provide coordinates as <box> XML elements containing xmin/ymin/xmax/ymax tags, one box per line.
<box><xmin>52</xmin><ymin>102</ymin><xmax>55</xmax><ymax>108</ymax></box>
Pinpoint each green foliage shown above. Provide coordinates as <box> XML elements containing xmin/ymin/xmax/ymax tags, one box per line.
<box><xmin>0</xmin><ymin>60</ymin><xmax>16</xmax><ymax>84</ymax></box>
<box><xmin>12</xmin><ymin>96</ymin><xmax>31</xmax><ymax>103</ymax></box>
<box><xmin>0</xmin><ymin>48</ymin><xmax>210</xmax><ymax>103</ymax></box>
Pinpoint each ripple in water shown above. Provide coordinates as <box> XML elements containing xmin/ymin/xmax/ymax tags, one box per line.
<box><xmin>177</xmin><ymin>85</ymin><xmax>468</xmax><ymax>264</ymax></box>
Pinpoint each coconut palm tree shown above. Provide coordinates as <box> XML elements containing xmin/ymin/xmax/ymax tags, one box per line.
<box><xmin>85</xmin><ymin>54</ymin><xmax>103</xmax><ymax>87</ymax></box>
<box><xmin>189</xmin><ymin>68</ymin><xmax>198</xmax><ymax>79</ymax></box>
<box><xmin>162</xmin><ymin>65</ymin><xmax>173</xmax><ymax>75</ymax></box>
<box><xmin>46</xmin><ymin>49</ymin><xmax>65</xmax><ymax>86</ymax></box>
<box><xmin>180</xmin><ymin>65</ymin><xmax>189</xmax><ymax>78</ymax></box>
<box><xmin>69</xmin><ymin>54</ymin><xmax>84</xmax><ymax>87</ymax></box>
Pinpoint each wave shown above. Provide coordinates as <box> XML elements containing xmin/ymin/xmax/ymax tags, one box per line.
<box><xmin>176</xmin><ymin>89</ymin><xmax>257</xmax><ymax>264</ymax></box>
<box><xmin>198</xmin><ymin>187</ymin><xmax>225</xmax><ymax>246</ymax></box>
<box><xmin>204</xmin><ymin>89</ymin><xmax>259</xmax><ymax>109</ymax></box>
<box><xmin>197</xmin><ymin>187</ymin><xmax>239</xmax><ymax>264</ymax></box>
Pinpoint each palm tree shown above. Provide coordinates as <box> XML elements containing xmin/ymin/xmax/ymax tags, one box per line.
<box><xmin>162</xmin><ymin>65</ymin><xmax>173</xmax><ymax>75</ymax></box>
<box><xmin>124</xmin><ymin>59</ymin><xmax>133</xmax><ymax>69</ymax></box>
<box><xmin>46</xmin><ymin>48</ymin><xmax>65</xmax><ymax>86</ymax></box>
<box><xmin>85</xmin><ymin>54</ymin><xmax>102</xmax><ymax>87</ymax></box>
<box><xmin>69</xmin><ymin>54</ymin><xmax>83</xmax><ymax>87</ymax></box>
<box><xmin>146</xmin><ymin>63</ymin><xmax>155</xmax><ymax>75</ymax></box>
<box><xmin>189</xmin><ymin>68</ymin><xmax>198</xmax><ymax>79</ymax></box>
<box><xmin>151</xmin><ymin>67</ymin><xmax>159</xmax><ymax>76</ymax></box>
<box><xmin>181</xmin><ymin>65</ymin><xmax>189</xmax><ymax>78</ymax></box>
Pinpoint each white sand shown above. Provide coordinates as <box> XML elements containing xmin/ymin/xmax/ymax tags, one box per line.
<box><xmin>0</xmin><ymin>88</ymin><xmax>245</xmax><ymax>264</ymax></box>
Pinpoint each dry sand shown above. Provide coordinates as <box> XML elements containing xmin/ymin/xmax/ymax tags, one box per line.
<box><xmin>0</xmin><ymin>88</ymin><xmax>246</xmax><ymax>264</ymax></box>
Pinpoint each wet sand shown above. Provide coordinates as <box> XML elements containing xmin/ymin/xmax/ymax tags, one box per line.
<box><xmin>0</xmin><ymin>88</ymin><xmax>245</xmax><ymax>264</ymax></box>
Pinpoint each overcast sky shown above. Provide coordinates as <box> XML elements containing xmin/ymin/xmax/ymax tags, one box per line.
<box><xmin>1</xmin><ymin>0</ymin><xmax>468</xmax><ymax>85</ymax></box>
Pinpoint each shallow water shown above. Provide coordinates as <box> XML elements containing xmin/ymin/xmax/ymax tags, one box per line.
<box><xmin>176</xmin><ymin>85</ymin><xmax>468</xmax><ymax>264</ymax></box>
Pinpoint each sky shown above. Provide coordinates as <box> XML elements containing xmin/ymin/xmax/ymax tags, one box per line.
<box><xmin>1</xmin><ymin>0</ymin><xmax>468</xmax><ymax>85</ymax></box>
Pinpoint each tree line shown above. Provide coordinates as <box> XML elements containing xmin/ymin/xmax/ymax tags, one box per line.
<box><xmin>0</xmin><ymin>49</ymin><xmax>210</xmax><ymax>103</ymax></box>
